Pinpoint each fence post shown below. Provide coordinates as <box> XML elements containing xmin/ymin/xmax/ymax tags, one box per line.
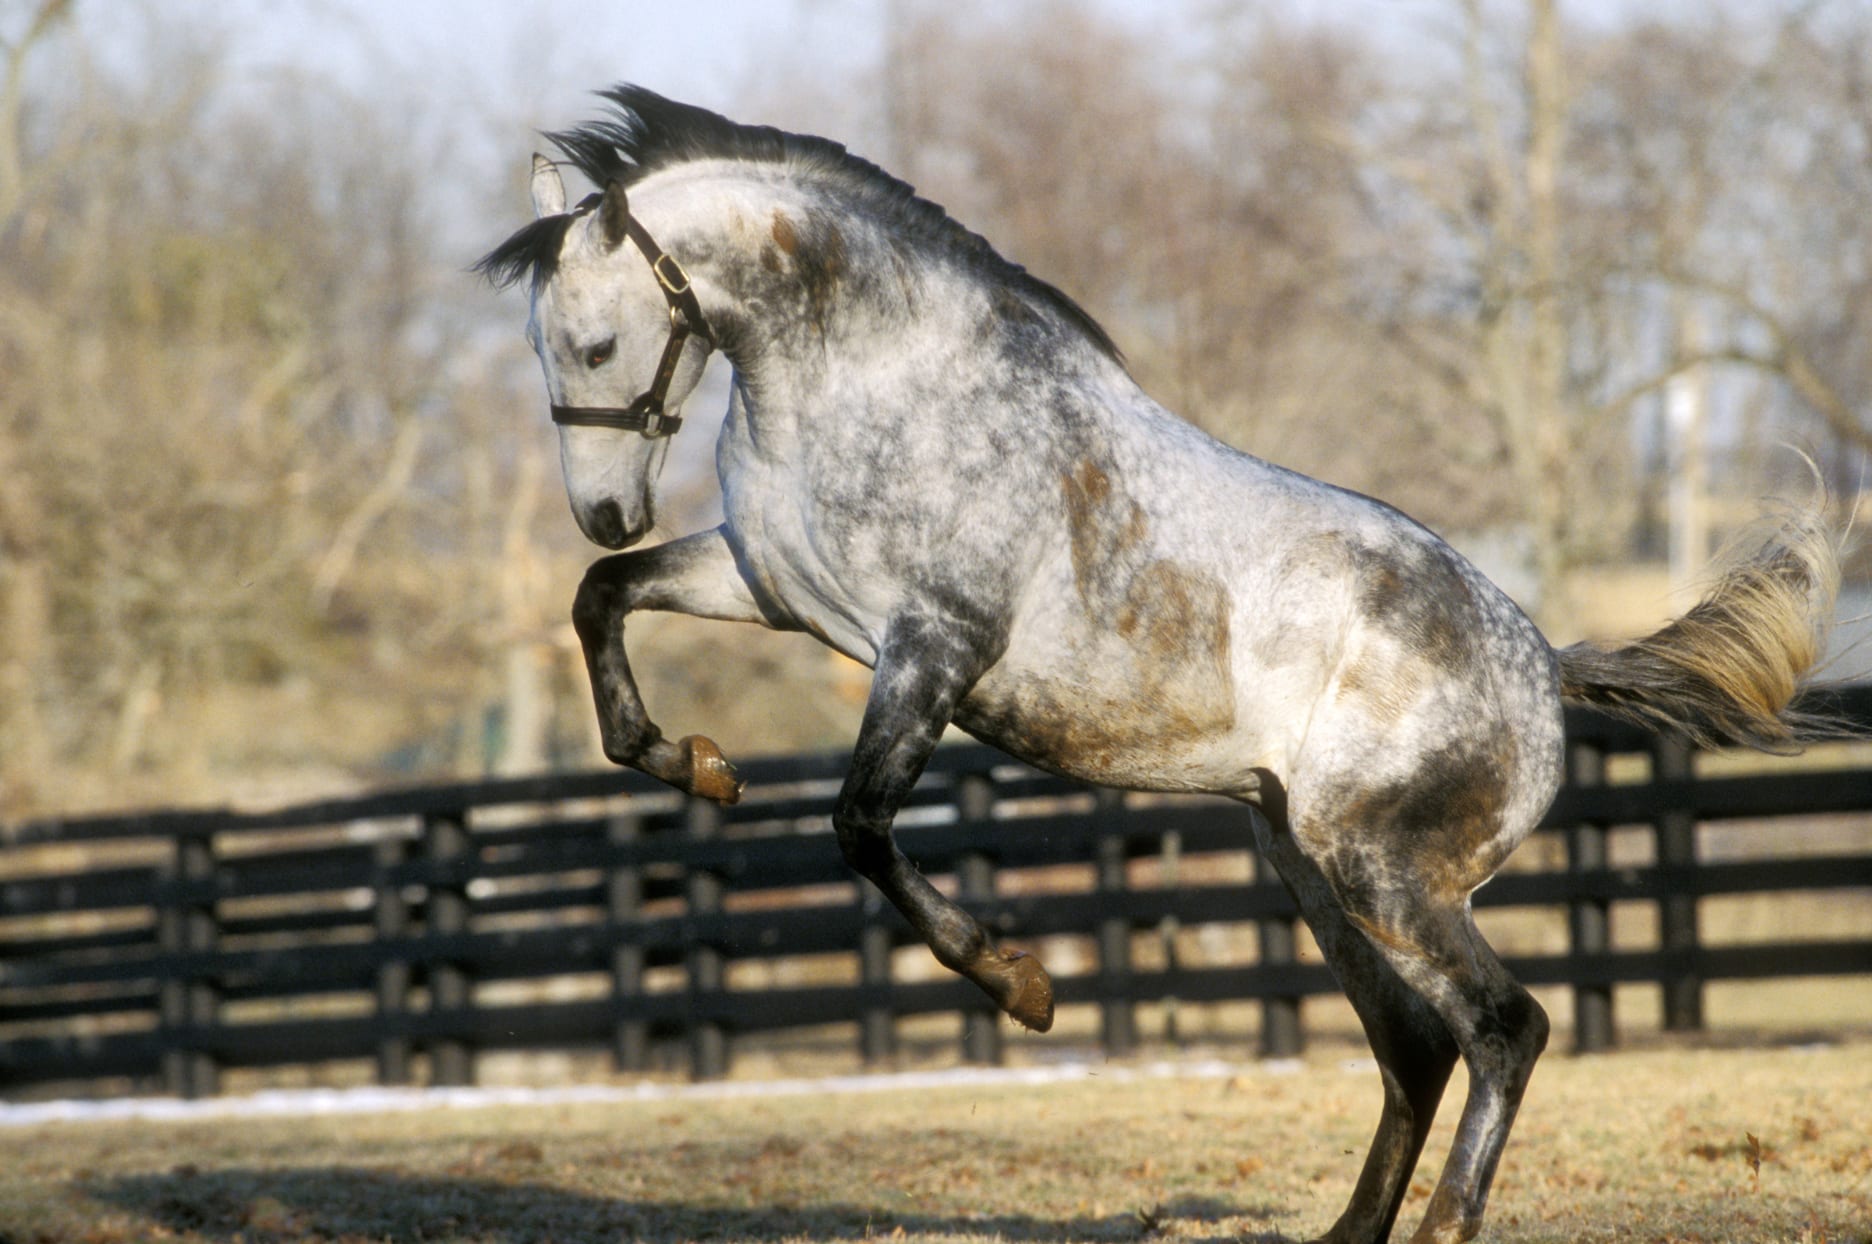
<box><xmin>1566</xmin><ymin>736</ymin><xmax>1615</xmax><ymax>1052</ymax></box>
<box><xmin>1653</xmin><ymin>734</ymin><xmax>1703</xmax><ymax>1031</ymax></box>
<box><xmin>1159</xmin><ymin>828</ymin><xmax>1183</xmax><ymax>1047</ymax></box>
<box><xmin>685</xmin><ymin>795</ymin><xmax>728</xmax><ymax>1080</ymax></box>
<box><xmin>954</xmin><ymin>772</ymin><xmax>1002</xmax><ymax>1066</ymax></box>
<box><xmin>1094</xmin><ymin>787</ymin><xmax>1137</xmax><ymax>1057</ymax></box>
<box><xmin>859</xmin><ymin>879</ymin><xmax>897</xmax><ymax>1066</ymax></box>
<box><xmin>1255</xmin><ymin>838</ymin><xmax>1304</xmax><ymax>1059</ymax></box>
<box><xmin>423</xmin><ymin>810</ymin><xmax>475</xmax><ymax>1086</ymax></box>
<box><xmin>159</xmin><ymin>828</ymin><xmax>219</xmax><ymax>1099</ymax></box>
<box><xmin>607</xmin><ymin>810</ymin><xmax>650</xmax><ymax>1072</ymax></box>
<box><xmin>373</xmin><ymin>834</ymin><xmax>413</xmax><ymax>1085</ymax></box>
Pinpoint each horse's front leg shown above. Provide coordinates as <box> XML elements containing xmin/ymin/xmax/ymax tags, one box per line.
<box><xmin>833</xmin><ymin>612</ymin><xmax>1055</xmax><ymax>1032</ymax></box>
<box><xmin>571</xmin><ymin>526</ymin><xmax>772</xmax><ymax>803</ymax></box>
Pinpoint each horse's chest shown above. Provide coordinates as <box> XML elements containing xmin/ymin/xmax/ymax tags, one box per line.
<box><xmin>721</xmin><ymin>464</ymin><xmax>891</xmax><ymax>662</ymax></box>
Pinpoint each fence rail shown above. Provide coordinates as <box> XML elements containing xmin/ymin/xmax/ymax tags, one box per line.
<box><xmin>5</xmin><ymin>691</ymin><xmax>1872</xmax><ymax>1099</ymax></box>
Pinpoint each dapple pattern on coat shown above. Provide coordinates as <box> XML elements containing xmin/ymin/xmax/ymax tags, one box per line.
<box><xmin>479</xmin><ymin>86</ymin><xmax>1840</xmax><ymax>1244</ymax></box>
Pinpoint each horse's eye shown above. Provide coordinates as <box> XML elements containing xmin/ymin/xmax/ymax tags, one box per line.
<box><xmin>584</xmin><ymin>338</ymin><xmax>615</xmax><ymax>369</ymax></box>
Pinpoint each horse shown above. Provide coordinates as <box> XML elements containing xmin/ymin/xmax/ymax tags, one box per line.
<box><xmin>477</xmin><ymin>86</ymin><xmax>1839</xmax><ymax>1244</ymax></box>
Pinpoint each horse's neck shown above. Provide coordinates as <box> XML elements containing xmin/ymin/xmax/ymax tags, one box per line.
<box><xmin>647</xmin><ymin>174</ymin><xmax>955</xmax><ymax>405</ymax></box>
<box><xmin>651</xmin><ymin>168</ymin><xmax>1153</xmax><ymax>468</ymax></box>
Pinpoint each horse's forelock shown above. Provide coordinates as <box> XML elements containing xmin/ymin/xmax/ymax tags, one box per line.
<box><xmin>472</xmin><ymin>212</ymin><xmax>580</xmax><ymax>293</ymax></box>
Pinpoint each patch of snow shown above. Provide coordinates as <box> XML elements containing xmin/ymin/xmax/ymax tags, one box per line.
<box><xmin>0</xmin><ymin>1057</ymin><xmax>1316</xmax><ymax>1129</ymax></box>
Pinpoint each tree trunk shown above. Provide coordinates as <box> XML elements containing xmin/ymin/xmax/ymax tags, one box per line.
<box><xmin>1523</xmin><ymin>0</ymin><xmax>1573</xmax><ymax>632</ymax></box>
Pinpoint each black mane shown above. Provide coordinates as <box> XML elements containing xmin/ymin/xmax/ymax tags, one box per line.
<box><xmin>473</xmin><ymin>85</ymin><xmax>1120</xmax><ymax>363</ymax></box>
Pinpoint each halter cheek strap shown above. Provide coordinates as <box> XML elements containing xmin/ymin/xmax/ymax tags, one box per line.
<box><xmin>551</xmin><ymin>203</ymin><xmax>714</xmax><ymax>440</ymax></box>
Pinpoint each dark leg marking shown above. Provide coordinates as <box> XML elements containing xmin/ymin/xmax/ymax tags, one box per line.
<box><xmin>1380</xmin><ymin>914</ymin><xmax>1548</xmax><ymax>1244</ymax></box>
<box><xmin>833</xmin><ymin>611</ymin><xmax>1053</xmax><ymax>1032</ymax></box>
<box><xmin>1301</xmin><ymin>755</ymin><xmax>1548</xmax><ymax>1244</ymax></box>
<box><xmin>571</xmin><ymin>527</ymin><xmax>773</xmax><ymax>803</ymax></box>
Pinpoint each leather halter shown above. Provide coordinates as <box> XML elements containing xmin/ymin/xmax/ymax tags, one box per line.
<box><xmin>550</xmin><ymin>196</ymin><xmax>713</xmax><ymax>439</ymax></box>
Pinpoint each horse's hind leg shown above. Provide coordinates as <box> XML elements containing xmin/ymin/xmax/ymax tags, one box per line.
<box><xmin>1370</xmin><ymin>907</ymin><xmax>1548</xmax><ymax>1244</ymax></box>
<box><xmin>1305</xmin><ymin>834</ymin><xmax>1549</xmax><ymax>1244</ymax></box>
<box><xmin>1251</xmin><ymin>794</ymin><xmax>1459</xmax><ymax>1244</ymax></box>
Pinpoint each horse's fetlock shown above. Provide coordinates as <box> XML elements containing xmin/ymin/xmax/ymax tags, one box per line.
<box><xmin>602</xmin><ymin>719</ymin><xmax>660</xmax><ymax>765</ymax></box>
<box><xmin>930</xmin><ymin>940</ymin><xmax>981</xmax><ymax>976</ymax></box>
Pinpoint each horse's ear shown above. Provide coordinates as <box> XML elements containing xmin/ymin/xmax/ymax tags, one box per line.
<box><xmin>530</xmin><ymin>153</ymin><xmax>566</xmax><ymax>218</ymax></box>
<box><xmin>599</xmin><ymin>177</ymin><xmax>631</xmax><ymax>250</ymax></box>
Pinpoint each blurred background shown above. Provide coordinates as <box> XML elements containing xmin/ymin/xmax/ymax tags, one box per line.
<box><xmin>5</xmin><ymin>0</ymin><xmax>1872</xmax><ymax>822</ymax></box>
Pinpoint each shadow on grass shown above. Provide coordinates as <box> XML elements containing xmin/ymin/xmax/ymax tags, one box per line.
<box><xmin>87</xmin><ymin>1167</ymin><xmax>1297</xmax><ymax>1243</ymax></box>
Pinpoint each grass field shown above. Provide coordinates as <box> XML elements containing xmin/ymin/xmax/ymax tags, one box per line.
<box><xmin>2</xmin><ymin>1039</ymin><xmax>1868</xmax><ymax>1244</ymax></box>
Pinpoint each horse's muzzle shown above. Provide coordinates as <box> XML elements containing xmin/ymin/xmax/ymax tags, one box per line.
<box><xmin>582</xmin><ymin>499</ymin><xmax>648</xmax><ymax>550</ymax></box>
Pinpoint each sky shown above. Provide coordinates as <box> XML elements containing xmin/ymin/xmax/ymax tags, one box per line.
<box><xmin>212</xmin><ymin>0</ymin><xmax>879</xmax><ymax>120</ymax></box>
<box><xmin>48</xmin><ymin>0</ymin><xmax>1711</xmax><ymax>197</ymax></box>
<box><xmin>148</xmin><ymin>0</ymin><xmax>1695</xmax><ymax>105</ymax></box>
<box><xmin>65</xmin><ymin>1</ymin><xmax>1450</xmax><ymax>141</ymax></box>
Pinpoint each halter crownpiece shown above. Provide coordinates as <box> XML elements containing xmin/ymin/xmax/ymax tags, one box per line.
<box><xmin>550</xmin><ymin>193</ymin><xmax>714</xmax><ymax>439</ymax></box>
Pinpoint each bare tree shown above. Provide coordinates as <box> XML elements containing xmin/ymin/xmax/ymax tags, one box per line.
<box><xmin>9</xmin><ymin>0</ymin><xmax>1872</xmax><ymax>821</ymax></box>
<box><xmin>0</xmin><ymin>7</ymin><xmax>577</xmax><ymax>813</ymax></box>
<box><xmin>1253</xmin><ymin>0</ymin><xmax>1615</xmax><ymax>627</ymax></box>
<box><xmin>1222</xmin><ymin>1</ymin><xmax>1867</xmax><ymax>628</ymax></box>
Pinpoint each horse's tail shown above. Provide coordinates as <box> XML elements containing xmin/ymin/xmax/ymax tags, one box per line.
<box><xmin>1554</xmin><ymin>499</ymin><xmax>1843</xmax><ymax>754</ymax></box>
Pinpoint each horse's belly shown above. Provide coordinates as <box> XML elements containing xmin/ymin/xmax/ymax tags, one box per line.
<box><xmin>956</xmin><ymin>617</ymin><xmax>1278</xmax><ymax>795</ymax></box>
<box><xmin>950</xmin><ymin>511</ymin><xmax>1304</xmax><ymax>792</ymax></box>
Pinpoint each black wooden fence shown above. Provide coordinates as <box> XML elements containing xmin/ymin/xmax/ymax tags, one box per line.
<box><xmin>4</xmin><ymin>694</ymin><xmax>1871</xmax><ymax>1100</ymax></box>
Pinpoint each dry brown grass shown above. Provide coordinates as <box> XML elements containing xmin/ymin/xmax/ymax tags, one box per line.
<box><xmin>2</xmin><ymin>1040</ymin><xmax>1867</xmax><ymax>1244</ymax></box>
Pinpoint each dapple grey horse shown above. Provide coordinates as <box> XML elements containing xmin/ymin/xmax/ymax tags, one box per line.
<box><xmin>479</xmin><ymin>87</ymin><xmax>1838</xmax><ymax>1244</ymax></box>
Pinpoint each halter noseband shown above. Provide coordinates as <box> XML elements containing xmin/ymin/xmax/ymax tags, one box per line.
<box><xmin>550</xmin><ymin>197</ymin><xmax>713</xmax><ymax>439</ymax></box>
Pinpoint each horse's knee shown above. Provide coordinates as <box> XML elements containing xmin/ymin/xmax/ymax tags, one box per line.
<box><xmin>1490</xmin><ymin>981</ymin><xmax>1548</xmax><ymax>1056</ymax></box>
<box><xmin>571</xmin><ymin>566</ymin><xmax>622</xmax><ymax>638</ymax></box>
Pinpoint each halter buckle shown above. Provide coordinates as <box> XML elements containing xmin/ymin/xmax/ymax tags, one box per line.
<box><xmin>651</xmin><ymin>253</ymin><xmax>692</xmax><ymax>298</ymax></box>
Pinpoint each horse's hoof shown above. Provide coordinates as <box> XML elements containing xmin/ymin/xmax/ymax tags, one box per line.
<box><xmin>679</xmin><ymin>734</ymin><xmax>744</xmax><ymax>805</ymax></box>
<box><xmin>1002</xmin><ymin>950</ymin><xmax>1055</xmax><ymax>1032</ymax></box>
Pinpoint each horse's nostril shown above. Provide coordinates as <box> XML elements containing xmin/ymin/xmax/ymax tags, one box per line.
<box><xmin>589</xmin><ymin>500</ymin><xmax>627</xmax><ymax>548</ymax></box>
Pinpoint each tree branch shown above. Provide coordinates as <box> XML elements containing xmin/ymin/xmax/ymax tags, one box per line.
<box><xmin>0</xmin><ymin>0</ymin><xmax>72</xmax><ymax>225</ymax></box>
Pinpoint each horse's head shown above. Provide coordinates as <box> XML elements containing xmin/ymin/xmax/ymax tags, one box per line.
<box><xmin>518</xmin><ymin>157</ymin><xmax>712</xmax><ymax>550</ymax></box>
